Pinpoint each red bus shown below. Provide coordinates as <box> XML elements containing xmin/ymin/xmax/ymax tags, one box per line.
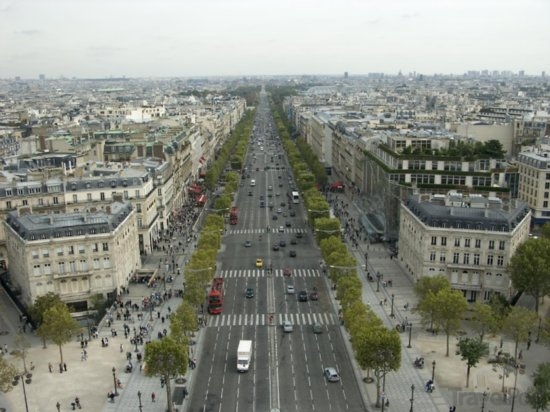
<box><xmin>208</xmin><ymin>278</ymin><xmax>224</xmax><ymax>314</ymax></box>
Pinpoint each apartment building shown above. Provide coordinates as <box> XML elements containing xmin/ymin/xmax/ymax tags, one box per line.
<box><xmin>399</xmin><ymin>192</ymin><xmax>531</xmax><ymax>301</ymax></box>
<box><xmin>517</xmin><ymin>146</ymin><xmax>550</xmax><ymax>226</ymax></box>
<box><xmin>4</xmin><ymin>201</ymin><xmax>139</xmax><ymax>309</ymax></box>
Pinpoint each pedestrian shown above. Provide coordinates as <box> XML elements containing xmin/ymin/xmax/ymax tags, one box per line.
<box><xmin>151</xmin><ymin>392</ymin><xmax>156</xmax><ymax>402</ymax></box>
<box><xmin>48</xmin><ymin>362</ymin><xmax>53</xmax><ymax>373</ymax></box>
<box><xmin>75</xmin><ymin>397</ymin><xmax>81</xmax><ymax>409</ymax></box>
<box><xmin>56</xmin><ymin>401</ymin><xmax>61</xmax><ymax>411</ymax></box>
<box><xmin>120</xmin><ymin>344</ymin><xmax>124</xmax><ymax>353</ymax></box>
<box><xmin>527</xmin><ymin>339</ymin><xmax>532</xmax><ymax>350</ymax></box>
<box><xmin>63</xmin><ymin>362</ymin><xmax>67</xmax><ymax>372</ymax></box>
<box><xmin>59</xmin><ymin>363</ymin><xmax>63</xmax><ymax>373</ymax></box>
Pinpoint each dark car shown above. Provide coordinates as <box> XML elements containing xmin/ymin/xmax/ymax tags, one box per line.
<box><xmin>290</xmin><ymin>238</ymin><xmax>297</xmax><ymax>245</ymax></box>
<box><xmin>289</xmin><ymin>250</ymin><xmax>297</xmax><ymax>257</ymax></box>
<box><xmin>272</xmin><ymin>244</ymin><xmax>280</xmax><ymax>251</ymax></box>
<box><xmin>248</xmin><ymin>191</ymin><xmax>253</xmax><ymax>196</ymax></box>
<box><xmin>289</xmin><ymin>210</ymin><xmax>296</xmax><ymax>217</ymax></box>
<box><xmin>296</xmin><ymin>232</ymin><xmax>303</xmax><ymax>239</ymax></box>
<box><xmin>285</xmin><ymin>221</ymin><xmax>291</xmax><ymax>227</ymax></box>
<box><xmin>298</xmin><ymin>291</ymin><xmax>308</xmax><ymax>302</ymax></box>
<box><xmin>272</xmin><ymin>215</ymin><xmax>278</xmax><ymax>220</ymax></box>
<box><xmin>279</xmin><ymin>240</ymin><xmax>286</xmax><ymax>247</ymax></box>
<box><xmin>245</xmin><ymin>287</ymin><xmax>254</xmax><ymax>298</ymax></box>
<box><xmin>280</xmin><ymin>202</ymin><xmax>286</xmax><ymax>207</ymax></box>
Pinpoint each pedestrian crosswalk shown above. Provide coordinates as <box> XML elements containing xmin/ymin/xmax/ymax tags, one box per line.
<box><xmin>207</xmin><ymin>312</ymin><xmax>336</xmax><ymax>327</ymax></box>
<box><xmin>219</xmin><ymin>269</ymin><xmax>320</xmax><ymax>278</ymax></box>
<box><xmin>228</xmin><ymin>228</ymin><xmax>305</xmax><ymax>235</ymax></box>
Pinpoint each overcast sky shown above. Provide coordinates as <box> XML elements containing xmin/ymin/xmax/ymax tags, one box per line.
<box><xmin>1</xmin><ymin>0</ymin><xmax>549</xmax><ymax>79</ymax></box>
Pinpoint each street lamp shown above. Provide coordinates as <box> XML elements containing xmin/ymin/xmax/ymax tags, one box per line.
<box><xmin>12</xmin><ymin>372</ymin><xmax>31</xmax><ymax>412</ymax></box>
<box><xmin>112</xmin><ymin>367</ymin><xmax>119</xmax><ymax>396</ymax></box>
<box><xmin>481</xmin><ymin>391</ymin><xmax>487</xmax><ymax>412</ymax></box>
<box><xmin>511</xmin><ymin>363</ymin><xmax>519</xmax><ymax>412</ymax></box>
<box><xmin>138</xmin><ymin>390</ymin><xmax>143</xmax><ymax>412</ymax></box>
<box><xmin>407</xmin><ymin>323</ymin><xmax>413</xmax><ymax>348</ymax></box>
<box><xmin>432</xmin><ymin>360</ymin><xmax>436</xmax><ymax>382</ymax></box>
<box><xmin>376</xmin><ymin>272</ymin><xmax>382</xmax><ymax>292</ymax></box>
<box><xmin>409</xmin><ymin>384</ymin><xmax>415</xmax><ymax>412</ymax></box>
<box><xmin>390</xmin><ymin>294</ymin><xmax>395</xmax><ymax>318</ymax></box>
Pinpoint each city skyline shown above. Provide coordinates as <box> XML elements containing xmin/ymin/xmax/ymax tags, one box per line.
<box><xmin>0</xmin><ymin>0</ymin><xmax>549</xmax><ymax>79</ymax></box>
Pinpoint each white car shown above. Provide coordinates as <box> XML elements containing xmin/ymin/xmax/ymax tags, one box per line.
<box><xmin>282</xmin><ymin>320</ymin><xmax>293</xmax><ymax>333</ymax></box>
<box><xmin>286</xmin><ymin>285</ymin><xmax>295</xmax><ymax>294</ymax></box>
<box><xmin>278</xmin><ymin>226</ymin><xmax>284</xmax><ymax>232</ymax></box>
<box><xmin>324</xmin><ymin>367</ymin><xmax>340</xmax><ymax>382</ymax></box>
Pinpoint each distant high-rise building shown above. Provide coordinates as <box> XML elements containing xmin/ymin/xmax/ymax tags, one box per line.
<box><xmin>518</xmin><ymin>70</ymin><xmax>525</xmax><ymax>77</ymax></box>
<box><xmin>38</xmin><ymin>74</ymin><xmax>45</xmax><ymax>80</ymax></box>
<box><xmin>14</xmin><ymin>76</ymin><xmax>20</xmax><ymax>81</ymax></box>
<box><xmin>542</xmin><ymin>71</ymin><xmax>546</xmax><ymax>78</ymax></box>
<box><xmin>344</xmin><ymin>71</ymin><xmax>348</xmax><ymax>78</ymax></box>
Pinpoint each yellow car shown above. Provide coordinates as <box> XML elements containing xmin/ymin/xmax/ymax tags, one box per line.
<box><xmin>255</xmin><ymin>258</ymin><xmax>264</xmax><ymax>268</ymax></box>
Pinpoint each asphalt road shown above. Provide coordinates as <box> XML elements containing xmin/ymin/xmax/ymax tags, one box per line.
<box><xmin>186</xmin><ymin>93</ymin><xmax>366</xmax><ymax>412</ymax></box>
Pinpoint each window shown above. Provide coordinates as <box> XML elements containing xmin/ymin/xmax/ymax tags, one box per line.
<box><xmin>497</xmin><ymin>256</ymin><xmax>504</xmax><ymax>267</ymax></box>
<box><xmin>69</xmin><ymin>261</ymin><xmax>76</xmax><ymax>272</ymax></box>
<box><xmin>463</xmin><ymin>253</ymin><xmax>470</xmax><ymax>265</ymax></box>
<box><xmin>58</xmin><ymin>262</ymin><xmax>65</xmax><ymax>274</ymax></box>
<box><xmin>32</xmin><ymin>251</ymin><xmax>39</xmax><ymax>259</ymax></box>
<box><xmin>453</xmin><ymin>253</ymin><xmax>459</xmax><ymax>264</ymax></box>
<box><xmin>93</xmin><ymin>258</ymin><xmax>100</xmax><ymax>270</ymax></box>
<box><xmin>42</xmin><ymin>249</ymin><xmax>49</xmax><ymax>258</ymax></box>
<box><xmin>439</xmin><ymin>255</ymin><xmax>446</xmax><ymax>263</ymax></box>
<box><xmin>79</xmin><ymin>259</ymin><xmax>88</xmax><ymax>271</ymax></box>
<box><xmin>473</xmin><ymin>254</ymin><xmax>480</xmax><ymax>265</ymax></box>
<box><xmin>430</xmin><ymin>252</ymin><xmax>436</xmax><ymax>261</ymax></box>
<box><xmin>33</xmin><ymin>265</ymin><xmax>41</xmax><ymax>276</ymax></box>
<box><xmin>489</xmin><ymin>240</ymin><xmax>495</xmax><ymax>250</ymax></box>
<box><xmin>72</xmin><ymin>194</ymin><xmax>77</xmax><ymax>203</ymax></box>
<box><xmin>102</xmin><ymin>242</ymin><xmax>109</xmax><ymax>251</ymax></box>
<box><xmin>431</xmin><ymin>236</ymin><xmax>437</xmax><ymax>245</ymax></box>
<box><xmin>100</xmin><ymin>192</ymin><xmax>105</xmax><ymax>201</ymax></box>
<box><xmin>499</xmin><ymin>241</ymin><xmax>505</xmax><ymax>251</ymax></box>
<box><xmin>6</xmin><ymin>201</ymin><xmax>11</xmax><ymax>209</ymax></box>
<box><xmin>103</xmin><ymin>257</ymin><xmax>111</xmax><ymax>269</ymax></box>
<box><xmin>496</xmin><ymin>273</ymin><xmax>503</xmax><ymax>277</ymax></box>
<box><xmin>454</xmin><ymin>238</ymin><xmax>460</xmax><ymax>247</ymax></box>
<box><xmin>464</xmin><ymin>239</ymin><xmax>471</xmax><ymax>248</ymax></box>
<box><xmin>157</xmin><ymin>188</ymin><xmax>162</xmax><ymax>196</ymax></box>
<box><xmin>57</xmin><ymin>247</ymin><xmax>63</xmax><ymax>256</ymax></box>
<box><xmin>44</xmin><ymin>263</ymin><xmax>52</xmax><ymax>275</ymax></box>
<box><xmin>487</xmin><ymin>255</ymin><xmax>494</xmax><ymax>265</ymax></box>
<box><xmin>53</xmin><ymin>196</ymin><xmax>59</xmax><ymax>205</ymax></box>
<box><xmin>87</xmin><ymin>193</ymin><xmax>92</xmax><ymax>201</ymax></box>
<box><xmin>68</xmin><ymin>246</ymin><xmax>74</xmax><ymax>255</ymax></box>
<box><xmin>124</xmin><ymin>190</ymin><xmax>129</xmax><ymax>199</ymax></box>
<box><xmin>475</xmin><ymin>239</ymin><xmax>481</xmax><ymax>248</ymax></box>
<box><xmin>22</xmin><ymin>199</ymin><xmax>28</xmax><ymax>206</ymax></box>
<box><xmin>137</xmin><ymin>218</ymin><xmax>143</xmax><ymax>228</ymax></box>
<box><xmin>38</xmin><ymin>198</ymin><xmax>43</xmax><ymax>205</ymax></box>
<box><xmin>79</xmin><ymin>245</ymin><xmax>85</xmax><ymax>254</ymax></box>
<box><xmin>92</xmin><ymin>243</ymin><xmax>99</xmax><ymax>253</ymax></box>
<box><xmin>441</xmin><ymin>237</ymin><xmax>447</xmax><ymax>246</ymax></box>
<box><xmin>136</xmin><ymin>203</ymin><xmax>142</xmax><ymax>213</ymax></box>
<box><xmin>135</xmin><ymin>190</ymin><xmax>141</xmax><ymax>199</ymax></box>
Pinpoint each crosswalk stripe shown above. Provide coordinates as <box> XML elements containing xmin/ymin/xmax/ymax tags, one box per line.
<box><xmin>206</xmin><ymin>312</ymin><xmax>336</xmax><ymax>327</ymax></box>
<box><xmin>219</xmin><ymin>269</ymin><xmax>321</xmax><ymax>278</ymax></box>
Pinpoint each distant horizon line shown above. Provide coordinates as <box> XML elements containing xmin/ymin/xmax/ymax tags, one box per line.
<box><xmin>1</xmin><ymin>71</ymin><xmax>547</xmax><ymax>82</ymax></box>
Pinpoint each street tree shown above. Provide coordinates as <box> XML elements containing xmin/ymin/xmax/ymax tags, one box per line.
<box><xmin>414</xmin><ymin>275</ymin><xmax>450</xmax><ymax>300</ymax></box>
<box><xmin>319</xmin><ymin>236</ymin><xmax>347</xmax><ymax>260</ymax></box>
<box><xmin>502</xmin><ymin>306</ymin><xmax>538</xmax><ymax>360</ymax></box>
<box><xmin>144</xmin><ymin>336</ymin><xmax>188</xmax><ymax>412</ymax></box>
<box><xmin>37</xmin><ymin>302</ymin><xmax>81</xmax><ymax>366</ymax></box>
<box><xmin>28</xmin><ymin>292</ymin><xmax>63</xmax><ymax>348</ymax></box>
<box><xmin>470</xmin><ymin>301</ymin><xmax>501</xmax><ymax>343</ymax></box>
<box><xmin>508</xmin><ymin>237</ymin><xmax>550</xmax><ymax>312</ymax></box>
<box><xmin>170</xmin><ymin>301</ymin><xmax>197</xmax><ymax>345</ymax></box>
<box><xmin>526</xmin><ymin>362</ymin><xmax>550</xmax><ymax>412</ymax></box>
<box><xmin>428</xmin><ymin>289</ymin><xmax>468</xmax><ymax>356</ymax></box>
<box><xmin>183</xmin><ymin>274</ymin><xmax>206</xmax><ymax>310</ymax></box>
<box><xmin>0</xmin><ymin>355</ymin><xmax>17</xmax><ymax>393</ymax></box>
<box><xmin>456</xmin><ymin>337</ymin><xmax>489</xmax><ymax>387</ymax></box>
<box><xmin>354</xmin><ymin>326</ymin><xmax>401</xmax><ymax>408</ymax></box>
<box><xmin>336</xmin><ymin>275</ymin><xmax>362</xmax><ymax>310</ymax></box>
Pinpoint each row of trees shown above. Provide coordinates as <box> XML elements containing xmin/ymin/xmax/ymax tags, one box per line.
<box><xmin>269</xmin><ymin>91</ymin><xmax>403</xmax><ymax>407</ymax></box>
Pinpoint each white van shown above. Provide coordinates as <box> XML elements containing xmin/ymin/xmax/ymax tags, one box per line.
<box><xmin>250</xmin><ymin>180</ymin><xmax>256</xmax><ymax>187</ymax></box>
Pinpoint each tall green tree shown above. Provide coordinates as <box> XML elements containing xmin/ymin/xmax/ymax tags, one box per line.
<box><xmin>424</xmin><ymin>289</ymin><xmax>468</xmax><ymax>356</ymax></box>
<box><xmin>470</xmin><ymin>301</ymin><xmax>501</xmax><ymax>343</ymax></box>
<box><xmin>456</xmin><ymin>337</ymin><xmax>489</xmax><ymax>387</ymax></box>
<box><xmin>28</xmin><ymin>292</ymin><xmax>63</xmax><ymax>348</ymax></box>
<box><xmin>170</xmin><ymin>301</ymin><xmax>197</xmax><ymax>345</ymax></box>
<box><xmin>508</xmin><ymin>237</ymin><xmax>550</xmax><ymax>312</ymax></box>
<box><xmin>502</xmin><ymin>306</ymin><xmax>538</xmax><ymax>360</ymax></box>
<box><xmin>144</xmin><ymin>337</ymin><xmax>188</xmax><ymax>412</ymax></box>
<box><xmin>527</xmin><ymin>362</ymin><xmax>550</xmax><ymax>412</ymax></box>
<box><xmin>414</xmin><ymin>275</ymin><xmax>450</xmax><ymax>300</ymax></box>
<box><xmin>37</xmin><ymin>302</ymin><xmax>81</xmax><ymax>366</ymax></box>
<box><xmin>354</xmin><ymin>326</ymin><xmax>401</xmax><ymax>407</ymax></box>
